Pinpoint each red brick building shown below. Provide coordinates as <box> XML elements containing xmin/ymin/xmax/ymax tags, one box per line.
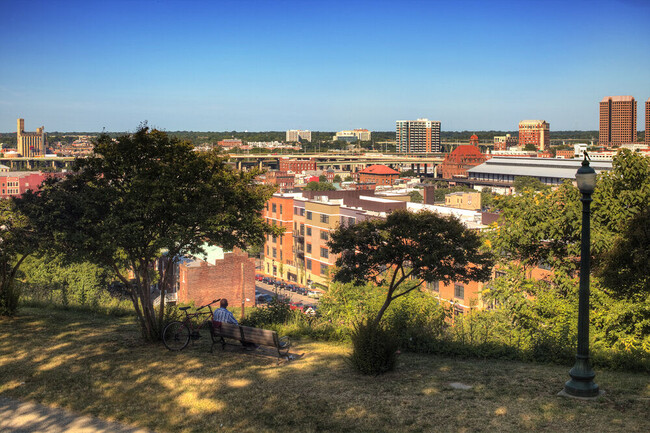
<box><xmin>358</xmin><ymin>164</ymin><xmax>399</xmax><ymax>186</ymax></box>
<box><xmin>440</xmin><ymin>145</ymin><xmax>487</xmax><ymax>178</ymax></box>
<box><xmin>258</xmin><ymin>170</ymin><xmax>294</xmax><ymax>191</ymax></box>
<box><xmin>217</xmin><ymin>139</ymin><xmax>243</xmax><ymax>148</ymax></box>
<box><xmin>0</xmin><ymin>171</ymin><xmax>65</xmax><ymax>198</ymax></box>
<box><xmin>177</xmin><ymin>249</ymin><xmax>256</xmax><ymax>308</ymax></box>
<box><xmin>518</xmin><ymin>120</ymin><xmax>550</xmax><ymax>151</ymax></box>
<box><xmin>599</xmin><ymin>96</ymin><xmax>636</xmax><ymax>146</ymax></box>
<box><xmin>279</xmin><ymin>158</ymin><xmax>316</xmax><ymax>172</ymax></box>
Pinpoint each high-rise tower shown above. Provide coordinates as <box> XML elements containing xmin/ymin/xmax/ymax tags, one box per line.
<box><xmin>599</xmin><ymin>96</ymin><xmax>637</xmax><ymax>146</ymax></box>
<box><xmin>396</xmin><ymin>119</ymin><xmax>441</xmax><ymax>153</ymax></box>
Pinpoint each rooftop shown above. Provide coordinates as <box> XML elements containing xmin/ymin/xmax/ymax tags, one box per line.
<box><xmin>601</xmin><ymin>95</ymin><xmax>635</xmax><ymax>102</ymax></box>
<box><xmin>467</xmin><ymin>157</ymin><xmax>612</xmax><ymax>179</ymax></box>
<box><xmin>359</xmin><ymin>164</ymin><xmax>399</xmax><ymax>175</ymax></box>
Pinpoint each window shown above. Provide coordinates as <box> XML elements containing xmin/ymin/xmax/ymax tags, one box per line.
<box><xmin>300</xmin><ymin>208</ymin><xmax>305</xmax><ymax>216</ymax></box>
<box><xmin>300</xmin><ymin>224</ymin><xmax>305</xmax><ymax>235</ymax></box>
<box><xmin>294</xmin><ymin>207</ymin><xmax>298</xmax><ymax>215</ymax></box>
<box><xmin>266</xmin><ymin>246</ymin><xmax>269</xmax><ymax>255</ymax></box>
<box><xmin>320</xmin><ymin>230</ymin><xmax>329</xmax><ymax>241</ymax></box>
<box><xmin>280</xmin><ymin>251</ymin><xmax>283</xmax><ymax>261</ymax></box>
<box><xmin>320</xmin><ymin>247</ymin><xmax>329</xmax><ymax>259</ymax></box>
<box><xmin>306</xmin><ymin>243</ymin><xmax>312</xmax><ymax>253</ymax></box>
<box><xmin>348</xmin><ymin>217</ymin><xmax>356</xmax><ymax>225</ymax></box>
<box><xmin>454</xmin><ymin>284</ymin><xmax>464</xmax><ymax>299</ymax></box>
<box><xmin>321</xmin><ymin>264</ymin><xmax>328</xmax><ymax>276</ymax></box>
<box><xmin>306</xmin><ymin>211</ymin><xmax>312</xmax><ymax>220</ymax></box>
<box><xmin>320</xmin><ymin>214</ymin><xmax>329</xmax><ymax>223</ymax></box>
<box><xmin>280</xmin><ymin>236</ymin><xmax>283</xmax><ymax>245</ymax></box>
<box><xmin>306</xmin><ymin>227</ymin><xmax>312</xmax><ymax>236</ymax></box>
<box><xmin>280</xmin><ymin>204</ymin><xmax>283</xmax><ymax>214</ymax></box>
<box><xmin>306</xmin><ymin>259</ymin><xmax>312</xmax><ymax>270</ymax></box>
<box><xmin>428</xmin><ymin>281</ymin><xmax>439</xmax><ymax>292</ymax></box>
<box><xmin>272</xmin><ymin>235</ymin><xmax>277</xmax><ymax>243</ymax></box>
<box><xmin>272</xmin><ymin>248</ymin><xmax>277</xmax><ymax>258</ymax></box>
<box><xmin>272</xmin><ymin>203</ymin><xmax>277</xmax><ymax>212</ymax></box>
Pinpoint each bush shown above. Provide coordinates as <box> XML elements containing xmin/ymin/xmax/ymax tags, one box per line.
<box><xmin>240</xmin><ymin>297</ymin><xmax>294</xmax><ymax>327</ymax></box>
<box><xmin>349</xmin><ymin>320</ymin><xmax>399</xmax><ymax>375</ymax></box>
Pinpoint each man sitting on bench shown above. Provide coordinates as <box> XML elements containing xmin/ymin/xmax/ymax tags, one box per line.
<box><xmin>212</xmin><ymin>298</ymin><xmax>258</xmax><ymax>350</ymax></box>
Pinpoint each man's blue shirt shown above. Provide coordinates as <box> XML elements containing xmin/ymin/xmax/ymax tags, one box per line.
<box><xmin>213</xmin><ymin>308</ymin><xmax>238</xmax><ymax>325</ymax></box>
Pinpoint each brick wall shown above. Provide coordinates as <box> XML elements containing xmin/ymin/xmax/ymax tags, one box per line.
<box><xmin>178</xmin><ymin>249</ymin><xmax>256</xmax><ymax>308</ymax></box>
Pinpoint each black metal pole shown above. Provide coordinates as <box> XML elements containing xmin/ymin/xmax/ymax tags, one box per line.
<box><xmin>564</xmin><ymin>191</ymin><xmax>600</xmax><ymax>397</ymax></box>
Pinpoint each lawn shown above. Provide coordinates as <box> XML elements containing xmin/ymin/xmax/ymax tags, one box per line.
<box><xmin>0</xmin><ymin>307</ymin><xmax>648</xmax><ymax>433</ymax></box>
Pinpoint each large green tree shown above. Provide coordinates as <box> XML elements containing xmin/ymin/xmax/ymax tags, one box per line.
<box><xmin>328</xmin><ymin>209</ymin><xmax>494</xmax><ymax>325</ymax></box>
<box><xmin>17</xmin><ymin>125</ymin><xmax>279</xmax><ymax>340</ymax></box>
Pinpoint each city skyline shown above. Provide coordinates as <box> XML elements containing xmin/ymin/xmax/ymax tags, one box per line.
<box><xmin>1</xmin><ymin>0</ymin><xmax>649</xmax><ymax>133</ymax></box>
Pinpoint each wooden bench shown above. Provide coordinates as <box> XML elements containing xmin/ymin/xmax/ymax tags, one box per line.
<box><xmin>211</xmin><ymin>321</ymin><xmax>291</xmax><ymax>360</ymax></box>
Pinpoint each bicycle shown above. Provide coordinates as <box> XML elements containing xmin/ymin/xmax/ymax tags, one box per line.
<box><xmin>162</xmin><ymin>299</ymin><xmax>221</xmax><ymax>351</ymax></box>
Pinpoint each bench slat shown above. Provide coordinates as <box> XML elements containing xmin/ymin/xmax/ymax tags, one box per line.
<box><xmin>239</xmin><ymin>326</ymin><xmax>276</xmax><ymax>346</ymax></box>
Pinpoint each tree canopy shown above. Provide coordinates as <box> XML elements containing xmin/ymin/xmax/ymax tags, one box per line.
<box><xmin>16</xmin><ymin>125</ymin><xmax>279</xmax><ymax>339</ymax></box>
<box><xmin>303</xmin><ymin>181</ymin><xmax>336</xmax><ymax>191</ymax></box>
<box><xmin>328</xmin><ymin>209</ymin><xmax>494</xmax><ymax>324</ymax></box>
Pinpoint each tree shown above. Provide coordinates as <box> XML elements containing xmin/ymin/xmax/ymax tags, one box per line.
<box><xmin>523</xmin><ymin>143</ymin><xmax>537</xmax><ymax>151</ymax></box>
<box><xmin>344</xmin><ymin>176</ymin><xmax>353</xmax><ymax>182</ymax></box>
<box><xmin>333</xmin><ymin>174</ymin><xmax>342</xmax><ymax>183</ymax></box>
<box><xmin>512</xmin><ymin>176</ymin><xmax>550</xmax><ymax>193</ymax></box>
<box><xmin>318</xmin><ymin>174</ymin><xmax>327</xmax><ymax>182</ymax></box>
<box><xmin>17</xmin><ymin>125</ymin><xmax>279</xmax><ymax>340</ymax></box>
<box><xmin>408</xmin><ymin>190</ymin><xmax>423</xmax><ymax>203</ymax></box>
<box><xmin>304</xmin><ymin>181</ymin><xmax>336</xmax><ymax>191</ymax></box>
<box><xmin>328</xmin><ymin>210</ymin><xmax>494</xmax><ymax>325</ymax></box>
<box><xmin>0</xmin><ymin>200</ymin><xmax>36</xmax><ymax>315</ymax></box>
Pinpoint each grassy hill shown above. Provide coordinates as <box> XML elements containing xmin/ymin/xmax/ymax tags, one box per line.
<box><xmin>0</xmin><ymin>307</ymin><xmax>648</xmax><ymax>433</ymax></box>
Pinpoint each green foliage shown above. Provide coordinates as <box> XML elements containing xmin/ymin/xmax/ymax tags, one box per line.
<box><xmin>408</xmin><ymin>190</ymin><xmax>423</xmax><ymax>203</ymax></box>
<box><xmin>523</xmin><ymin>143</ymin><xmax>538</xmax><ymax>151</ymax></box>
<box><xmin>303</xmin><ymin>181</ymin><xmax>336</xmax><ymax>191</ymax></box>
<box><xmin>344</xmin><ymin>176</ymin><xmax>353</xmax><ymax>182</ymax></box>
<box><xmin>16</xmin><ymin>124</ymin><xmax>278</xmax><ymax>340</ymax></box>
<box><xmin>329</xmin><ymin>209</ymin><xmax>493</xmax><ymax>324</ymax></box>
<box><xmin>333</xmin><ymin>174</ymin><xmax>342</xmax><ymax>183</ymax></box>
<box><xmin>240</xmin><ymin>296</ymin><xmax>294</xmax><ymax>327</ymax></box>
<box><xmin>512</xmin><ymin>176</ymin><xmax>550</xmax><ymax>193</ymax></box>
<box><xmin>0</xmin><ymin>200</ymin><xmax>37</xmax><ymax>316</ymax></box>
<box><xmin>348</xmin><ymin>320</ymin><xmax>399</xmax><ymax>375</ymax></box>
<box><xmin>318</xmin><ymin>174</ymin><xmax>327</xmax><ymax>182</ymax></box>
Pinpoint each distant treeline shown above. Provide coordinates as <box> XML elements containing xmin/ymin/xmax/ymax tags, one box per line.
<box><xmin>6</xmin><ymin>130</ymin><xmax>646</xmax><ymax>148</ymax></box>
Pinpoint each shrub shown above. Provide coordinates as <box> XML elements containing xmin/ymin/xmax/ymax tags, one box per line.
<box><xmin>240</xmin><ymin>297</ymin><xmax>294</xmax><ymax>327</ymax></box>
<box><xmin>349</xmin><ymin>320</ymin><xmax>399</xmax><ymax>375</ymax></box>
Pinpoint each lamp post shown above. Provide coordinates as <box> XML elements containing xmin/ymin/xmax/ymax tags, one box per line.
<box><xmin>564</xmin><ymin>153</ymin><xmax>600</xmax><ymax>398</ymax></box>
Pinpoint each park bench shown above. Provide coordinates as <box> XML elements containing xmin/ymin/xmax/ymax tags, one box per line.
<box><xmin>211</xmin><ymin>321</ymin><xmax>291</xmax><ymax>360</ymax></box>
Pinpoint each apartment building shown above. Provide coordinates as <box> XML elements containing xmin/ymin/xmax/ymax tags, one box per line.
<box><xmin>333</xmin><ymin>129</ymin><xmax>372</xmax><ymax>142</ymax></box>
<box><xmin>286</xmin><ymin>130</ymin><xmax>312</xmax><ymax>142</ymax></box>
<box><xmin>279</xmin><ymin>158</ymin><xmax>316</xmax><ymax>172</ymax></box>
<box><xmin>518</xmin><ymin>120</ymin><xmax>550</xmax><ymax>151</ymax></box>
<box><xmin>262</xmin><ymin>195</ymin><xmax>295</xmax><ymax>281</ymax></box>
<box><xmin>599</xmin><ymin>96</ymin><xmax>637</xmax><ymax>146</ymax></box>
<box><xmin>0</xmin><ymin>171</ymin><xmax>64</xmax><ymax>198</ymax></box>
<box><xmin>396</xmin><ymin>119</ymin><xmax>441</xmax><ymax>153</ymax></box>
<box><xmin>493</xmin><ymin>134</ymin><xmax>517</xmax><ymax>151</ymax></box>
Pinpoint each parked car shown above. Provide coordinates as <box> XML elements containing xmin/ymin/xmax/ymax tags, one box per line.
<box><xmin>307</xmin><ymin>290</ymin><xmax>320</xmax><ymax>299</ymax></box>
<box><xmin>256</xmin><ymin>294</ymin><xmax>274</xmax><ymax>304</ymax></box>
<box><xmin>289</xmin><ymin>302</ymin><xmax>304</xmax><ymax>311</ymax></box>
<box><xmin>255</xmin><ymin>274</ymin><xmax>263</xmax><ymax>281</ymax></box>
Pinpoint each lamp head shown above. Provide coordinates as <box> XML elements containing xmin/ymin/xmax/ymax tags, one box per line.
<box><xmin>576</xmin><ymin>152</ymin><xmax>596</xmax><ymax>194</ymax></box>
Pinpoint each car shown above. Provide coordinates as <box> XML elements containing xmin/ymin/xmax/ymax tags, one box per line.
<box><xmin>255</xmin><ymin>274</ymin><xmax>263</xmax><ymax>281</ymax></box>
<box><xmin>307</xmin><ymin>290</ymin><xmax>320</xmax><ymax>298</ymax></box>
<box><xmin>256</xmin><ymin>294</ymin><xmax>274</xmax><ymax>304</ymax></box>
<box><xmin>262</xmin><ymin>277</ymin><xmax>271</xmax><ymax>284</ymax></box>
<box><xmin>289</xmin><ymin>302</ymin><xmax>304</xmax><ymax>311</ymax></box>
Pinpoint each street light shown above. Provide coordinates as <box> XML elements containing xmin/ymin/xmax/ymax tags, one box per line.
<box><xmin>563</xmin><ymin>153</ymin><xmax>600</xmax><ymax>398</ymax></box>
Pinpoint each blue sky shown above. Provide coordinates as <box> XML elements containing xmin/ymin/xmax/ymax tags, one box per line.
<box><xmin>1</xmin><ymin>0</ymin><xmax>649</xmax><ymax>132</ymax></box>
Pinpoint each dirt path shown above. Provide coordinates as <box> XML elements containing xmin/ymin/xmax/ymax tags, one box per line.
<box><xmin>0</xmin><ymin>396</ymin><xmax>153</xmax><ymax>433</ymax></box>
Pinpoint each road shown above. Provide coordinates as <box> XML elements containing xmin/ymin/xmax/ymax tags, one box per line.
<box><xmin>255</xmin><ymin>281</ymin><xmax>319</xmax><ymax>307</ymax></box>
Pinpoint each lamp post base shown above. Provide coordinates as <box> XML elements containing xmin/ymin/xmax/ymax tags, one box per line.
<box><xmin>563</xmin><ymin>358</ymin><xmax>600</xmax><ymax>398</ymax></box>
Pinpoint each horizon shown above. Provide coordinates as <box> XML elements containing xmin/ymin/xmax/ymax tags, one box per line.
<box><xmin>1</xmin><ymin>0</ymin><xmax>649</xmax><ymax>132</ymax></box>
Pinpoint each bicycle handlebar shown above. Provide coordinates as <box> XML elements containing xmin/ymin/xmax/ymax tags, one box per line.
<box><xmin>196</xmin><ymin>298</ymin><xmax>221</xmax><ymax>311</ymax></box>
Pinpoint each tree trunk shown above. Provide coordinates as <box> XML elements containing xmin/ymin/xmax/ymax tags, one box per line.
<box><xmin>373</xmin><ymin>293</ymin><xmax>393</xmax><ymax>327</ymax></box>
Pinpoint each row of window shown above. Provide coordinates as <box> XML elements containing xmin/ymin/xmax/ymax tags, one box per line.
<box><xmin>427</xmin><ymin>281</ymin><xmax>465</xmax><ymax>299</ymax></box>
<box><xmin>305</xmin><ymin>259</ymin><xmax>328</xmax><ymax>276</ymax></box>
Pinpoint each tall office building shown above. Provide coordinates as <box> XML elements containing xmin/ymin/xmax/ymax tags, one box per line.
<box><xmin>599</xmin><ymin>96</ymin><xmax>637</xmax><ymax>146</ymax></box>
<box><xmin>286</xmin><ymin>130</ymin><xmax>311</xmax><ymax>142</ymax></box>
<box><xmin>646</xmin><ymin>98</ymin><xmax>649</xmax><ymax>146</ymax></box>
<box><xmin>518</xmin><ymin>120</ymin><xmax>549</xmax><ymax>151</ymax></box>
<box><xmin>17</xmin><ymin>119</ymin><xmax>46</xmax><ymax>157</ymax></box>
<box><xmin>396</xmin><ymin>119</ymin><xmax>441</xmax><ymax>153</ymax></box>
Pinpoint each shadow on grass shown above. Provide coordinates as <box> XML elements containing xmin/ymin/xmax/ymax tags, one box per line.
<box><xmin>0</xmin><ymin>307</ymin><xmax>649</xmax><ymax>433</ymax></box>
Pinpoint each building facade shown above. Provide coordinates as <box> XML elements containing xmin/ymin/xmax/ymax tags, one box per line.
<box><xmin>396</xmin><ymin>119</ymin><xmax>441</xmax><ymax>153</ymax></box>
<box><xmin>279</xmin><ymin>158</ymin><xmax>316</xmax><ymax>172</ymax></box>
<box><xmin>599</xmin><ymin>96</ymin><xmax>637</xmax><ymax>146</ymax></box>
<box><xmin>0</xmin><ymin>171</ymin><xmax>63</xmax><ymax>198</ymax></box>
<box><xmin>440</xmin><ymin>145</ymin><xmax>487</xmax><ymax>179</ymax></box>
<box><xmin>286</xmin><ymin>130</ymin><xmax>312</xmax><ymax>142</ymax></box>
<box><xmin>333</xmin><ymin>129</ymin><xmax>371</xmax><ymax>142</ymax></box>
<box><xmin>17</xmin><ymin>119</ymin><xmax>46</xmax><ymax>157</ymax></box>
<box><xmin>358</xmin><ymin>164</ymin><xmax>400</xmax><ymax>186</ymax></box>
<box><xmin>493</xmin><ymin>134</ymin><xmax>517</xmax><ymax>151</ymax></box>
<box><xmin>518</xmin><ymin>120</ymin><xmax>550</xmax><ymax>151</ymax></box>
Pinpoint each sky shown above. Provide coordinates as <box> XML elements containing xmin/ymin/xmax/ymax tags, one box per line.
<box><xmin>1</xmin><ymin>0</ymin><xmax>649</xmax><ymax>133</ymax></box>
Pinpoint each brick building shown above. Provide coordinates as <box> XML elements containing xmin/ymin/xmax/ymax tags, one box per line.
<box><xmin>358</xmin><ymin>164</ymin><xmax>399</xmax><ymax>186</ymax></box>
<box><xmin>0</xmin><ymin>171</ymin><xmax>64</xmax><ymax>198</ymax></box>
<box><xmin>262</xmin><ymin>195</ymin><xmax>295</xmax><ymax>282</ymax></box>
<box><xmin>396</xmin><ymin>119</ymin><xmax>441</xmax><ymax>153</ymax></box>
<box><xmin>258</xmin><ymin>170</ymin><xmax>295</xmax><ymax>191</ymax></box>
<box><xmin>599</xmin><ymin>96</ymin><xmax>637</xmax><ymax>146</ymax></box>
<box><xmin>217</xmin><ymin>139</ymin><xmax>243</xmax><ymax>148</ymax></box>
<box><xmin>440</xmin><ymin>145</ymin><xmax>487</xmax><ymax>178</ymax></box>
<box><xmin>493</xmin><ymin>134</ymin><xmax>517</xmax><ymax>151</ymax></box>
<box><xmin>279</xmin><ymin>158</ymin><xmax>316</xmax><ymax>172</ymax></box>
<box><xmin>17</xmin><ymin>118</ymin><xmax>46</xmax><ymax>157</ymax></box>
<box><xmin>518</xmin><ymin>120</ymin><xmax>550</xmax><ymax>151</ymax></box>
<box><xmin>177</xmin><ymin>248</ymin><xmax>256</xmax><ymax>308</ymax></box>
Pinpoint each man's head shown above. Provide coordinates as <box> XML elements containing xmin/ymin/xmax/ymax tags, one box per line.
<box><xmin>220</xmin><ymin>298</ymin><xmax>228</xmax><ymax>308</ymax></box>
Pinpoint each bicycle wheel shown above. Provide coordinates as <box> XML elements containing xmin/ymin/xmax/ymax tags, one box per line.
<box><xmin>162</xmin><ymin>321</ymin><xmax>190</xmax><ymax>351</ymax></box>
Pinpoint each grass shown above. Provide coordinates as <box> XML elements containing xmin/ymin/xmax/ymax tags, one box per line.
<box><xmin>1</xmin><ymin>307</ymin><xmax>649</xmax><ymax>433</ymax></box>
